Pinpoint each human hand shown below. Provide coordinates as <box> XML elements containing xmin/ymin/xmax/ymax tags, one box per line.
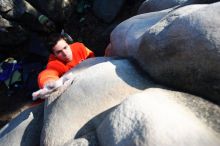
<box><xmin>32</xmin><ymin>88</ymin><xmax>50</xmax><ymax>100</ymax></box>
<box><xmin>38</xmin><ymin>15</ymin><xmax>56</xmax><ymax>32</ymax></box>
<box><xmin>32</xmin><ymin>80</ymin><xmax>60</xmax><ymax>100</ymax></box>
<box><xmin>32</xmin><ymin>75</ymin><xmax>74</xmax><ymax>100</ymax></box>
<box><xmin>44</xmin><ymin>80</ymin><xmax>58</xmax><ymax>89</ymax></box>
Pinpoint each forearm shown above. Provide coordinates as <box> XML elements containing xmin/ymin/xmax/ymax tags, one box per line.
<box><xmin>38</xmin><ymin>69</ymin><xmax>60</xmax><ymax>89</ymax></box>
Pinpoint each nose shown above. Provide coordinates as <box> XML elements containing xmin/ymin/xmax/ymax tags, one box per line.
<box><xmin>61</xmin><ymin>49</ymin><xmax>67</xmax><ymax>57</ymax></box>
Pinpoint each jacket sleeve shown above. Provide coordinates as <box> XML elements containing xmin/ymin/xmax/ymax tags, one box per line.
<box><xmin>70</xmin><ymin>42</ymin><xmax>95</xmax><ymax>59</ymax></box>
<box><xmin>38</xmin><ymin>69</ymin><xmax>60</xmax><ymax>89</ymax></box>
<box><xmin>38</xmin><ymin>60</ymin><xmax>68</xmax><ymax>88</ymax></box>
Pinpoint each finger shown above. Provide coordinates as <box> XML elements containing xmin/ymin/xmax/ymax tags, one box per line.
<box><xmin>46</xmin><ymin>84</ymin><xmax>55</xmax><ymax>89</ymax></box>
<box><xmin>32</xmin><ymin>90</ymin><xmax>41</xmax><ymax>100</ymax></box>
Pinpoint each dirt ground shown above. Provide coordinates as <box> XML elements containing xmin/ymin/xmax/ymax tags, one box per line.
<box><xmin>0</xmin><ymin>0</ymin><xmax>144</xmax><ymax>128</ymax></box>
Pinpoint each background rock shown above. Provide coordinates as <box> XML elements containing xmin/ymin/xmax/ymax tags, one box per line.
<box><xmin>0</xmin><ymin>16</ymin><xmax>28</xmax><ymax>46</ymax></box>
<box><xmin>136</xmin><ymin>3</ymin><xmax>220</xmax><ymax>104</ymax></box>
<box><xmin>0</xmin><ymin>0</ymin><xmax>26</xmax><ymax>19</ymax></box>
<box><xmin>36</xmin><ymin>0</ymin><xmax>75</xmax><ymax>23</ymax></box>
<box><xmin>93</xmin><ymin>0</ymin><xmax>125</xmax><ymax>23</ymax></box>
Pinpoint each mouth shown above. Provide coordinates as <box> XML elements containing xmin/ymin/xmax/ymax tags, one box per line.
<box><xmin>64</xmin><ymin>57</ymin><xmax>71</xmax><ymax>62</ymax></box>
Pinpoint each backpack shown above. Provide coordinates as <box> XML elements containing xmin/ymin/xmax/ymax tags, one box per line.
<box><xmin>0</xmin><ymin>57</ymin><xmax>44</xmax><ymax>97</ymax></box>
<box><xmin>0</xmin><ymin>58</ymin><xmax>22</xmax><ymax>89</ymax></box>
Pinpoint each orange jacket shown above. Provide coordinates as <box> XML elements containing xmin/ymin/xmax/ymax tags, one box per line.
<box><xmin>38</xmin><ymin>42</ymin><xmax>94</xmax><ymax>88</ymax></box>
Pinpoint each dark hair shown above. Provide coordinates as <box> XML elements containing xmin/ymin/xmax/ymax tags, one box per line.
<box><xmin>46</xmin><ymin>33</ymin><xmax>66</xmax><ymax>53</ymax></box>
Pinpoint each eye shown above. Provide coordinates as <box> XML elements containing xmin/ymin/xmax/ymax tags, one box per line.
<box><xmin>56</xmin><ymin>50</ymin><xmax>62</xmax><ymax>54</ymax></box>
<box><xmin>64</xmin><ymin>46</ymin><xmax>67</xmax><ymax>49</ymax></box>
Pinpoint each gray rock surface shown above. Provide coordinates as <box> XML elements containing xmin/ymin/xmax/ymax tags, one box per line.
<box><xmin>109</xmin><ymin>8</ymin><xmax>173</xmax><ymax>57</ymax></box>
<box><xmin>37</xmin><ymin>0</ymin><xmax>74</xmax><ymax>22</ymax></box>
<box><xmin>0</xmin><ymin>15</ymin><xmax>28</xmax><ymax>46</ymax></box>
<box><xmin>0</xmin><ymin>0</ymin><xmax>41</xmax><ymax>26</ymax></box>
<box><xmin>1</xmin><ymin>2</ymin><xmax>220</xmax><ymax>145</ymax></box>
<box><xmin>137</xmin><ymin>0</ymin><xmax>220</xmax><ymax>14</ymax></box>
<box><xmin>0</xmin><ymin>57</ymin><xmax>219</xmax><ymax>145</ymax></box>
<box><xmin>40</xmin><ymin>58</ymin><xmax>153</xmax><ymax>146</ymax></box>
<box><xmin>0</xmin><ymin>0</ymin><xmax>74</xmax><ymax>46</ymax></box>
<box><xmin>97</xmin><ymin>88</ymin><xmax>220</xmax><ymax>146</ymax></box>
<box><xmin>0</xmin><ymin>0</ymin><xmax>50</xmax><ymax>46</ymax></box>
<box><xmin>108</xmin><ymin>2</ymin><xmax>220</xmax><ymax>104</ymax></box>
<box><xmin>63</xmin><ymin>138</ymin><xmax>89</xmax><ymax>146</ymax></box>
<box><xmin>137</xmin><ymin>0</ymin><xmax>189</xmax><ymax>14</ymax></box>
<box><xmin>136</xmin><ymin>3</ymin><xmax>220</xmax><ymax>104</ymax></box>
<box><xmin>0</xmin><ymin>0</ymin><xmax>26</xmax><ymax>19</ymax></box>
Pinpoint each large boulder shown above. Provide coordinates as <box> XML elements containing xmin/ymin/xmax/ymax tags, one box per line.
<box><xmin>107</xmin><ymin>2</ymin><xmax>220</xmax><ymax>104</ymax></box>
<box><xmin>108</xmin><ymin>8</ymin><xmax>173</xmax><ymax>57</ymax></box>
<box><xmin>40</xmin><ymin>57</ymin><xmax>152</xmax><ymax>145</ymax></box>
<box><xmin>137</xmin><ymin>0</ymin><xmax>189</xmax><ymax>14</ymax></box>
<box><xmin>0</xmin><ymin>57</ymin><xmax>219</xmax><ymax>145</ymax></box>
<box><xmin>137</xmin><ymin>0</ymin><xmax>220</xmax><ymax>14</ymax></box>
<box><xmin>97</xmin><ymin>88</ymin><xmax>220</xmax><ymax>146</ymax></box>
<box><xmin>136</xmin><ymin>2</ymin><xmax>220</xmax><ymax>104</ymax></box>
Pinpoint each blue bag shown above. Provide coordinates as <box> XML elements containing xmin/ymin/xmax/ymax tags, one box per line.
<box><xmin>0</xmin><ymin>58</ymin><xmax>21</xmax><ymax>87</ymax></box>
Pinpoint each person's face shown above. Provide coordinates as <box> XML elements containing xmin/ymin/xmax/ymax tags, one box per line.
<box><xmin>52</xmin><ymin>39</ymin><xmax>73</xmax><ymax>63</ymax></box>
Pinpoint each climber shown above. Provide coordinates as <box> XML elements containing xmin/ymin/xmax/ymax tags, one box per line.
<box><xmin>38</xmin><ymin>32</ymin><xmax>95</xmax><ymax>89</ymax></box>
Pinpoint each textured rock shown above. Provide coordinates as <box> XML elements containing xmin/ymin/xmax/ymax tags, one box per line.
<box><xmin>1</xmin><ymin>1</ymin><xmax>220</xmax><ymax>145</ymax></box>
<box><xmin>108</xmin><ymin>8</ymin><xmax>173</xmax><ymax>57</ymax></box>
<box><xmin>136</xmin><ymin>3</ymin><xmax>220</xmax><ymax>104</ymax></box>
<box><xmin>137</xmin><ymin>0</ymin><xmax>220</xmax><ymax>14</ymax></box>
<box><xmin>97</xmin><ymin>88</ymin><xmax>220</xmax><ymax>146</ymax></box>
<box><xmin>63</xmin><ymin>138</ymin><xmax>89</xmax><ymax>146</ymax></box>
<box><xmin>0</xmin><ymin>0</ymin><xmax>26</xmax><ymax>19</ymax></box>
<box><xmin>1</xmin><ymin>56</ymin><xmax>219</xmax><ymax>145</ymax></box>
<box><xmin>137</xmin><ymin>0</ymin><xmax>189</xmax><ymax>14</ymax></box>
<box><xmin>40</xmin><ymin>58</ymin><xmax>153</xmax><ymax>145</ymax></box>
<box><xmin>0</xmin><ymin>15</ymin><xmax>28</xmax><ymax>46</ymax></box>
<box><xmin>37</xmin><ymin>0</ymin><xmax>75</xmax><ymax>22</ymax></box>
